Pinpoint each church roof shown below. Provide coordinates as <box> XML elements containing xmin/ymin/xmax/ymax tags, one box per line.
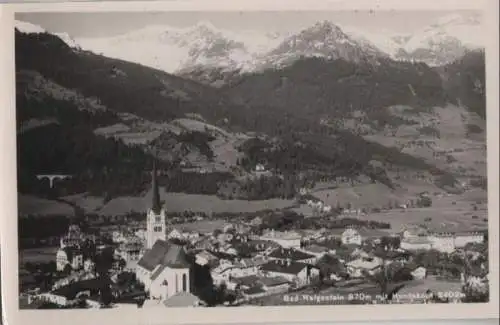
<box><xmin>137</xmin><ymin>240</ymin><xmax>190</xmax><ymax>275</ymax></box>
<box><xmin>163</xmin><ymin>292</ymin><xmax>200</xmax><ymax>307</ymax></box>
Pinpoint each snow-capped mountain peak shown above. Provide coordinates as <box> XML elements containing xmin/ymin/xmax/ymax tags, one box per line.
<box><xmin>395</xmin><ymin>12</ymin><xmax>483</xmax><ymax>66</ymax></box>
<box><xmin>261</xmin><ymin>20</ymin><xmax>387</xmax><ymax>70</ymax></box>
<box><xmin>15</xmin><ymin>20</ymin><xmax>80</xmax><ymax>49</ymax></box>
<box><xmin>15</xmin><ymin>20</ymin><xmax>46</xmax><ymax>34</ymax></box>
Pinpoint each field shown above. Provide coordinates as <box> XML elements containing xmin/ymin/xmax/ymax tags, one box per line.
<box><xmin>364</xmin><ymin>104</ymin><xmax>487</xmax><ymax>176</ymax></box>
<box><xmin>176</xmin><ymin>219</ymin><xmax>229</xmax><ymax>234</ymax></box>
<box><xmin>99</xmin><ymin>192</ymin><xmax>295</xmax><ymax>215</ymax></box>
<box><xmin>311</xmin><ymin>180</ymin><xmax>446</xmax><ymax>210</ymax></box>
<box><xmin>18</xmin><ymin>195</ymin><xmax>75</xmax><ymax>217</ymax></box>
<box><xmin>19</xmin><ymin>246</ymin><xmax>58</xmax><ymax>264</ymax></box>
<box><xmin>61</xmin><ymin>188</ymin><xmax>295</xmax><ymax>216</ymax></box>
<box><xmin>355</xmin><ymin>190</ymin><xmax>488</xmax><ymax>233</ymax></box>
<box><xmin>313</xmin><ymin>183</ymin><xmax>408</xmax><ymax>209</ymax></box>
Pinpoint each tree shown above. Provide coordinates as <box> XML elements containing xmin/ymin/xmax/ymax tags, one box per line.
<box><xmin>63</xmin><ymin>264</ymin><xmax>72</xmax><ymax>275</ymax></box>
<box><xmin>417</xmin><ymin>196</ymin><xmax>432</xmax><ymax>208</ymax></box>
<box><xmin>118</xmin><ymin>258</ymin><xmax>127</xmax><ymax>270</ymax></box>
<box><xmin>365</xmin><ymin>247</ymin><xmax>406</xmax><ymax>302</ymax></box>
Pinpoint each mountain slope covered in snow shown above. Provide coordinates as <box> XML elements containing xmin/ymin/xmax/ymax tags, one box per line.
<box><xmin>76</xmin><ymin>21</ymin><xmax>286</xmax><ymax>76</ymax></box>
<box><xmin>16</xmin><ymin>11</ymin><xmax>484</xmax><ymax>84</ymax></box>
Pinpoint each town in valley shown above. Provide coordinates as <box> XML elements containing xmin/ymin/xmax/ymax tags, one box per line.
<box><xmin>15</xmin><ymin>10</ymin><xmax>489</xmax><ymax>309</ymax></box>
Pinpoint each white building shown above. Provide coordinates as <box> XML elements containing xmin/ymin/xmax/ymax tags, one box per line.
<box><xmin>195</xmin><ymin>250</ymin><xmax>218</xmax><ymax>266</ymax></box>
<box><xmin>116</xmin><ymin>241</ymin><xmax>142</xmax><ymax>262</ymax></box>
<box><xmin>260</xmin><ymin>230</ymin><xmax>302</xmax><ymax>249</ymax></box>
<box><xmin>341</xmin><ymin>228</ymin><xmax>362</xmax><ymax>246</ymax></box>
<box><xmin>401</xmin><ymin>226</ymin><xmax>486</xmax><ymax>253</ymax></box>
<box><xmin>56</xmin><ymin>247</ymin><xmax>84</xmax><ymax>272</ymax></box>
<box><xmin>136</xmin><ymin>240</ymin><xmax>191</xmax><ymax>301</ymax></box>
<box><xmin>428</xmin><ymin>230</ymin><xmax>485</xmax><ymax>253</ymax></box>
<box><xmin>83</xmin><ymin>259</ymin><xmax>95</xmax><ymax>273</ymax></box>
<box><xmin>260</xmin><ymin>260</ymin><xmax>319</xmax><ymax>287</ymax></box>
<box><xmin>346</xmin><ymin>257</ymin><xmax>383</xmax><ymax>278</ymax></box>
<box><xmin>167</xmin><ymin>228</ymin><xmax>184</xmax><ymax>241</ymax></box>
<box><xmin>59</xmin><ymin>224</ymin><xmax>85</xmax><ymax>249</ymax></box>
<box><xmin>411</xmin><ymin>266</ymin><xmax>427</xmax><ymax>280</ymax></box>
<box><xmin>400</xmin><ymin>237</ymin><xmax>433</xmax><ymax>251</ymax></box>
<box><xmin>135</xmin><ymin>162</ymin><xmax>192</xmax><ymax>302</ymax></box>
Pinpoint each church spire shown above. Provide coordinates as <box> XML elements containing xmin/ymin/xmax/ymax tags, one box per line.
<box><xmin>151</xmin><ymin>158</ymin><xmax>161</xmax><ymax>214</ymax></box>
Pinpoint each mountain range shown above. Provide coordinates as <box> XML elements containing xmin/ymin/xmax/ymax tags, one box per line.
<box><xmin>14</xmin><ymin>17</ymin><xmax>487</xmax><ymax>214</ymax></box>
<box><xmin>15</xmin><ymin>12</ymin><xmax>483</xmax><ymax>87</ymax></box>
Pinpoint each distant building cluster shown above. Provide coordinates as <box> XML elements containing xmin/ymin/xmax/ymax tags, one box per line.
<box><xmin>19</xmin><ymin>162</ymin><xmax>489</xmax><ymax>309</ymax></box>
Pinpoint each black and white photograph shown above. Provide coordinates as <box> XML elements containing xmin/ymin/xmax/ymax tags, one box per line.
<box><xmin>1</xmin><ymin>0</ymin><xmax>498</xmax><ymax>323</ymax></box>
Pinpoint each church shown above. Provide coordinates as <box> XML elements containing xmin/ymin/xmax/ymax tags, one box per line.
<box><xmin>135</xmin><ymin>160</ymin><xmax>193</xmax><ymax>302</ymax></box>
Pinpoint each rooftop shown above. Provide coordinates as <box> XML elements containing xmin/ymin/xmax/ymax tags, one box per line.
<box><xmin>268</xmin><ymin>248</ymin><xmax>315</xmax><ymax>261</ymax></box>
<box><xmin>260</xmin><ymin>260</ymin><xmax>309</xmax><ymax>275</ymax></box>
<box><xmin>261</xmin><ymin>230</ymin><xmax>302</xmax><ymax>240</ymax></box>
<box><xmin>259</xmin><ymin>276</ymin><xmax>290</xmax><ymax>287</ymax></box>
<box><xmin>163</xmin><ymin>292</ymin><xmax>200</xmax><ymax>307</ymax></box>
<box><xmin>302</xmin><ymin>244</ymin><xmax>329</xmax><ymax>254</ymax></box>
<box><xmin>137</xmin><ymin>240</ymin><xmax>190</xmax><ymax>275</ymax></box>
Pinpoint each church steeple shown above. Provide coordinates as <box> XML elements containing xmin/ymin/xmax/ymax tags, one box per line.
<box><xmin>151</xmin><ymin>158</ymin><xmax>161</xmax><ymax>214</ymax></box>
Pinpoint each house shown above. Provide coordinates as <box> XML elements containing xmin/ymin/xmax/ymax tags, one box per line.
<box><xmin>259</xmin><ymin>276</ymin><xmax>291</xmax><ymax>294</ymax></box>
<box><xmin>135</xmin><ymin>240</ymin><xmax>191</xmax><ymax>301</ymax></box>
<box><xmin>56</xmin><ymin>246</ymin><xmax>84</xmax><ymax>272</ymax></box>
<box><xmin>167</xmin><ymin>229</ymin><xmax>184</xmax><ymax>241</ymax></box>
<box><xmin>260</xmin><ymin>230</ymin><xmax>303</xmax><ymax>248</ymax></box>
<box><xmin>195</xmin><ymin>250</ymin><xmax>219</xmax><ymax>267</ymax></box>
<box><xmin>232</xmin><ymin>275</ymin><xmax>261</xmax><ymax>291</ymax></box>
<box><xmin>301</xmin><ymin>244</ymin><xmax>332</xmax><ymax>258</ymax></box>
<box><xmin>400</xmin><ymin>237</ymin><xmax>433</xmax><ymax>251</ymax></box>
<box><xmin>246</xmin><ymin>240</ymin><xmax>279</xmax><ymax>252</ymax></box>
<box><xmin>260</xmin><ymin>260</ymin><xmax>319</xmax><ymax>287</ymax></box>
<box><xmin>346</xmin><ymin>257</ymin><xmax>383</xmax><ymax>278</ymax></box>
<box><xmin>112</xmin><ymin>231</ymin><xmax>126</xmax><ymax>244</ymax></box>
<box><xmin>341</xmin><ymin>227</ymin><xmax>391</xmax><ymax>246</ymax></box>
<box><xmin>315</xmin><ymin>254</ymin><xmax>347</xmax><ymax>279</ymax></box>
<box><xmin>37</xmin><ymin>292</ymin><xmax>69</xmax><ymax>307</ymax></box>
<box><xmin>116</xmin><ymin>241</ymin><xmax>142</xmax><ymax>262</ymax></box>
<box><xmin>341</xmin><ymin>228</ymin><xmax>362</xmax><ymax>246</ymax></box>
<box><xmin>411</xmin><ymin>266</ymin><xmax>427</xmax><ymax>280</ymax></box>
<box><xmin>59</xmin><ymin>224</ymin><xmax>85</xmax><ymax>249</ymax></box>
<box><xmin>83</xmin><ymin>259</ymin><xmax>95</xmax><ymax>273</ymax></box>
<box><xmin>255</xmin><ymin>164</ymin><xmax>266</xmax><ymax>172</ymax></box>
<box><xmin>52</xmin><ymin>271</ymin><xmax>97</xmax><ymax>290</ymax></box>
<box><xmin>49</xmin><ymin>278</ymin><xmax>106</xmax><ymax>306</ymax></box>
<box><xmin>242</xmin><ymin>286</ymin><xmax>268</xmax><ymax>300</ymax></box>
<box><xmin>249</xmin><ymin>216</ymin><xmax>263</xmax><ymax>227</ymax></box>
<box><xmin>211</xmin><ymin>256</ymin><xmax>266</xmax><ymax>281</ymax></box>
<box><xmin>193</xmin><ymin>237</ymin><xmax>215</xmax><ymax>251</ymax></box>
<box><xmin>427</xmin><ymin>228</ymin><xmax>486</xmax><ymax>253</ymax></box>
<box><xmin>401</xmin><ymin>225</ymin><xmax>429</xmax><ymax>239</ymax></box>
<box><xmin>267</xmin><ymin>247</ymin><xmax>317</xmax><ymax>264</ymax></box>
<box><xmin>211</xmin><ymin>260</ymin><xmax>239</xmax><ymax>285</ymax></box>
<box><xmin>236</xmin><ymin>257</ymin><xmax>268</xmax><ymax>276</ymax></box>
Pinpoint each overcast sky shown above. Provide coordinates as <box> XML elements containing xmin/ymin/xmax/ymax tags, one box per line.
<box><xmin>16</xmin><ymin>10</ymin><xmax>480</xmax><ymax>38</ymax></box>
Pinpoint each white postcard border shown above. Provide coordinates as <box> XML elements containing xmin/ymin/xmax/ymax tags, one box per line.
<box><xmin>1</xmin><ymin>1</ymin><xmax>499</xmax><ymax>324</ymax></box>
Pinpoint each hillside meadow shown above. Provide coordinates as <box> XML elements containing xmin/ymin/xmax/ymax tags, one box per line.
<box><xmin>39</xmin><ymin>189</ymin><xmax>295</xmax><ymax>216</ymax></box>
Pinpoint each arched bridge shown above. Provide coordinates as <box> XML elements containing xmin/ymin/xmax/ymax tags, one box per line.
<box><xmin>36</xmin><ymin>174</ymin><xmax>73</xmax><ymax>188</ymax></box>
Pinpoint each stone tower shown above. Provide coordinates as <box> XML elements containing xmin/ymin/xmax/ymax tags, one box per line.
<box><xmin>146</xmin><ymin>159</ymin><xmax>166</xmax><ymax>249</ymax></box>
